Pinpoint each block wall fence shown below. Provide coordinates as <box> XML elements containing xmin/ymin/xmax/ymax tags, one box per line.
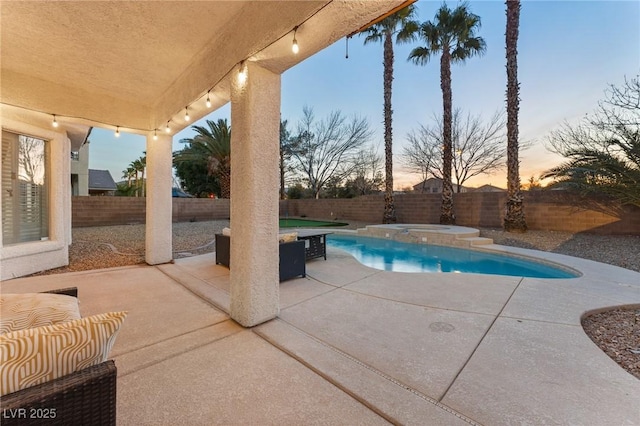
<box><xmin>72</xmin><ymin>197</ymin><xmax>230</xmax><ymax>227</ymax></box>
<box><xmin>72</xmin><ymin>192</ymin><xmax>639</xmax><ymax>235</ymax></box>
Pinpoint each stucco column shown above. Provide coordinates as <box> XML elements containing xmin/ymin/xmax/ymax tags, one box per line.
<box><xmin>229</xmin><ymin>62</ymin><xmax>281</xmax><ymax>327</ymax></box>
<box><xmin>145</xmin><ymin>133</ymin><xmax>173</xmax><ymax>264</ymax></box>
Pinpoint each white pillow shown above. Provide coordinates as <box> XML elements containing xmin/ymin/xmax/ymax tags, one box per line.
<box><xmin>222</xmin><ymin>227</ymin><xmax>231</xmax><ymax>236</ymax></box>
<box><xmin>0</xmin><ymin>293</ymin><xmax>81</xmax><ymax>334</ymax></box>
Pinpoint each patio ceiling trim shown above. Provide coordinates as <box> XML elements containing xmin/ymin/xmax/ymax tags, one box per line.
<box><xmin>347</xmin><ymin>0</ymin><xmax>417</xmax><ymax>37</ymax></box>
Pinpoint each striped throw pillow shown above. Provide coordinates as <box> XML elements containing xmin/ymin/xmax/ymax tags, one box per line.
<box><xmin>0</xmin><ymin>311</ymin><xmax>127</xmax><ymax>396</ymax></box>
<box><xmin>0</xmin><ymin>293</ymin><xmax>81</xmax><ymax>334</ymax></box>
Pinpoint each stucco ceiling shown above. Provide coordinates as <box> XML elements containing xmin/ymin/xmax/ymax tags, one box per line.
<box><xmin>1</xmin><ymin>0</ymin><xmax>406</xmax><ymax>135</ymax></box>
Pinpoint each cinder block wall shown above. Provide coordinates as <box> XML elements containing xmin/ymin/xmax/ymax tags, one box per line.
<box><xmin>72</xmin><ymin>197</ymin><xmax>230</xmax><ymax>227</ymax></box>
<box><xmin>72</xmin><ymin>196</ymin><xmax>146</xmax><ymax>227</ymax></box>
<box><xmin>73</xmin><ymin>192</ymin><xmax>639</xmax><ymax>234</ymax></box>
<box><xmin>279</xmin><ymin>192</ymin><xmax>640</xmax><ymax>235</ymax></box>
<box><xmin>172</xmin><ymin>198</ymin><xmax>230</xmax><ymax>223</ymax></box>
<box><xmin>280</xmin><ymin>197</ymin><xmax>385</xmax><ymax>223</ymax></box>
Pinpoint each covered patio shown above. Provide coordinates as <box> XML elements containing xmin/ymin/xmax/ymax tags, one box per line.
<box><xmin>2</xmin><ymin>2</ymin><xmax>640</xmax><ymax>424</ymax></box>
<box><xmin>1</xmin><ymin>244</ymin><xmax>639</xmax><ymax>424</ymax></box>
<box><xmin>2</xmin><ymin>0</ymin><xmax>409</xmax><ymax>326</ymax></box>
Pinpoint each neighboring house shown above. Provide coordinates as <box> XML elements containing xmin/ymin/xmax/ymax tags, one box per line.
<box><xmin>412</xmin><ymin>177</ymin><xmax>471</xmax><ymax>194</ymax></box>
<box><xmin>88</xmin><ymin>169</ymin><xmax>117</xmax><ymax>196</ymax></box>
<box><xmin>172</xmin><ymin>187</ymin><xmax>193</xmax><ymax>198</ymax></box>
<box><xmin>70</xmin><ymin>141</ymin><xmax>90</xmax><ymax>196</ymax></box>
<box><xmin>471</xmin><ymin>184</ymin><xmax>505</xmax><ymax>193</ymax></box>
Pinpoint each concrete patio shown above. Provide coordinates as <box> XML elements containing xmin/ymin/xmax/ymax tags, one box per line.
<box><xmin>1</xmin><ymin>244</ymin><xmax>639</xmax><ymax>425</ymax></box>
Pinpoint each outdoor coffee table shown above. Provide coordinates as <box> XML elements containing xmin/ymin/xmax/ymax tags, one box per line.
<box><xmin>295</xmin><ymin>230</ymin><xmax>332</xmax><ymax>260</ymax></box>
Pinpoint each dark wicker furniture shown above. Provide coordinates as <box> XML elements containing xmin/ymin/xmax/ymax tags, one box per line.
<box><xmin>0</xmin><ymin>287</ymin><xmax>117</xmax><ymax>426</ymax></box>
<box><xmin>295</xmin><ymin>230</ymin><xmax>332</xmax><ymax>260</ymax></box>
<box><xmin>215</xmin><ymin>234</ymin><xmax>306</xmax><ymax>281</ymax></box>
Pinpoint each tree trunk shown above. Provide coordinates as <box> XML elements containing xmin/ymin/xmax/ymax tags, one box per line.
<box><xmin>382</xmin><ymin>32</ymin><xmax>397</xmax><ymax>224</ymax></box>
<box><xmin>504</xmin><ymin>0</ymin><xmax>527</xmax><ymax>232</ymax></box>
<box><xmin>440</xmin><ymin>49</ymin><xmax>455</xmax><ymax>224</ymax></box>
<box><xmin>219</xmin><ymin>167</ymin><xmax>231</xmax><ymax>199</ymax></box>
<box><xmin>141</xmin><ymin>169</ymin><xmax>145</xmax><ymax>197</ymax></box>
<box><xmin>280</xmin><ymin>155</ymin><xmax>286</xmax><ymax>200</ymax></box>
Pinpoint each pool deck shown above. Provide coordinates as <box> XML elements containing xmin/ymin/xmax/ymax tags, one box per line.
<box><xmin>1</xmin><ymin>239</ymin><xmax>639</xmax><ymax>424</ymax></box>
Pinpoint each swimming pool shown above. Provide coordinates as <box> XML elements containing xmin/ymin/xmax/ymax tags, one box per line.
<box><xmin>326</xmin><ymin>234</ymin><xmax>578</xmax><ymax>279</ymax></box>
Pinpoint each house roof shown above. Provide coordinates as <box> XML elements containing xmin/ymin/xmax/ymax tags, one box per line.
<box><xmin>88</xmin><ymin>169</ymin><xmax>116</xmax><ymax>191</ymax></box>
<box><xmin>471</xmin><ymin>184</ymin><xmax>506</xmax><ymax>192</ymax></box>
<box><xmin>1</xmin><ymin>1</ymin><xmax>409</xmax><ymax>137</ymax></box>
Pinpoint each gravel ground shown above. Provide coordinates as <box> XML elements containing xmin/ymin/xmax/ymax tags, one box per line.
<box><xmin>30</xmin><ymin>221</ymin><xmax>640</xmax><ymax>379</ymax></box>
<box><xmin>479</xmin><ymin>228</ymin><xmax>640</xmax><ymax>273</ymax></box>
<box><xmin>582</xmin><ymin>308</ymin><xmax>640</xmax><ymax>380</ymax></box>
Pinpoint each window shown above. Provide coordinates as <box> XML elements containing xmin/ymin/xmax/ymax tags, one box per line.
<box><xmin>71</xmin><ymin>151</ymin><xmax>80</xmax><ymax>161</ymax></box>
<box><xmin>1</xmin><ymin>131</ymin><xmax>49</xmax><ymax>245</ymax></box>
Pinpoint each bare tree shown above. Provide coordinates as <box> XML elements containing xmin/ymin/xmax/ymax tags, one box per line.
<box><xmin>291</xmin><ymin>107</ymin><xmax>373</xmax><ymax>199</ymax></box>
<box><xmin>18</xmin><ymin>136</ymin><xmax>46</xmax><ymax>184</ymax></box>
<box><xmin>544</xmin><ymin>75</ymin><xmax>640</xmax><ymax>207</ymax></box>
<box><xmin>402</xmin><ymin>134</ymin><xmax>439</xmax><ymax>192</ymax></box>
<box><xmin>347</xmin><ymin>147</ymin><xmax>384</xmax><ymax>196</ymax></box>
<box><xmin>403</xmin><ymin>109</ymin><xmax>507</xmax><ymax>192</ymax></box>
<box><xmin>279</xmin><ymin>119</ymin><xmax>297</xmax><ymax>199</ymax></box>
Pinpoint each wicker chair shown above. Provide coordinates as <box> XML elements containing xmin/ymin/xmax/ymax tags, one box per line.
<box><xmin>215</xmin><ymin>234</ymin><xmax>306</xmax><ymax>281</ymax></box>
<box><xmin>0</xmin><ymin>288</ymin><xmax>117</xmax><ymax>426</ymax></box>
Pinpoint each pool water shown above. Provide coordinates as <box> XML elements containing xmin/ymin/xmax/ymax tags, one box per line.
<box><xmin>327</xmin><ymin>234</ymin><xmax>578</xmax><ymax>279</ymax></box>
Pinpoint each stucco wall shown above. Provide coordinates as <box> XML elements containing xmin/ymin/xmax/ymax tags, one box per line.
<box><xmin>71</xmin><ymin>192</ymin><xmax>640</xmax><ymax>235</ymax></box>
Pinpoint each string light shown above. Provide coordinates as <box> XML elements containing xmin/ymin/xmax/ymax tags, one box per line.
<box><xmin>292</xmin><ymin>26</ymin><xmax>299</xmax><ymax>54</ymax></box>
<box><xmin>12</xmin><ymin>11</ymin><xmax>326</xmax><ymax>139</ymax></box>
<box><xmin>153</xmin><ymin>129</ymin><xmax>158</xmax><ymax>141</ymax></box>
<box><xmin>238</xmin><ymin>62</ymin><xmax>247</xmax><ymax>84</ymax></box>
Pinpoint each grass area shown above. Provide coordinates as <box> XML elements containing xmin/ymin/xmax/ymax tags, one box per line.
<box><xmin>279</xmin><ymin>218</ymin><xmax>348</xmax><ymax>228</ymax></box>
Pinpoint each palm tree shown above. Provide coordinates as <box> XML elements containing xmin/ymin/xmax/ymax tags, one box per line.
<box><xmin>131</xmin><ymin>156</ymin><xmax>146</xmax><ymax>197</ymax></box>
<box><xmin>407</xmin><ymin>3</ymin><xmax>486</xmax><ymax>224</ymax></box>
<box><xmin>176</xmin><ymin>119</ymin><xmax>231</xmax><ymax>198</ymax></box>
<box><xmin>504</xmin><ymin>0</ymin><xmax>527</xmax><ymax>232</ymax></box>
<box><xmin>122</xmin><ymin>166</ymin><xmax>136</xmax><ymax>187</ymax></box>
<box><xmin>363</xmin><ymin>5</ymin><xmax>418</xmax><ymax>224</ymax></box>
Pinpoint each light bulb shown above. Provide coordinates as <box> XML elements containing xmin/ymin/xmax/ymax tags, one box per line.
<box><xmin>165</xmin><ymin>122</ymin><xmax>170</xmax><ymax>133</ymax></box>
<box><xmin>52</xmin><ymin>115</ymin><xmax>59</xmax><ymax>128</ymax></box>
<box><xmin>115</xmin><ymin>127</ymin><xmax>120</xmax><ymax>138</ymax></box>
<box><xmin>206</xmin><ymin>92</ymin><xmax>212</xmax><ymax>108</ymax></box>
<box><xmin>153</xmin><ymin>130</ymin><xmax>158</xmax><ymax>141</ymax></box>
<box><xmin>238</xmin><ymin>63</ymin><xmax>247</xmax><ymax>84</ymax></box>
<box><xmin>292</xmin><ymin>26</ymin><xmax>299</xmax><ymax>54</ymax></box>
<box><xmin>185</xmin><ymin>107</ymin><xmax>190</xmax><ymax>122</ymax></box>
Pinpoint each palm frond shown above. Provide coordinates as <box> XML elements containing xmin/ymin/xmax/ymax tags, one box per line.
<box><xmin>408</xmin><ymin>46</ymin><xmax>432</xmax><ymax>65</ymax></box>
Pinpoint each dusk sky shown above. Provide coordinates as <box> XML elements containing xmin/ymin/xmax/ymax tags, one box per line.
<box><xmin>89</xmin><ymin>0</ymin><xmax>640</xmax><ymax>190</ymax></box>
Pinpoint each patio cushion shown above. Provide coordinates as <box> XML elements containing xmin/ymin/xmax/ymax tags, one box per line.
<box><xmin>279</xmin><ymin>232</ymin><xmax>298</xmax><ymax>243</ymax></box>
<box><xmin>0</xmin><ymin>293</ymin><xmax>81</xmax><ymax>334</ymax></box>
<box><xmin>0</xmin><ymin>311</ymin><xmax>127</xmax><ymax>397</ymax></box>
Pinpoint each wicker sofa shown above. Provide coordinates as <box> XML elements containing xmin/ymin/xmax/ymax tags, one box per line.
<box><xmin>0</xmin><ymin>288</ymin><xmax>117</xmax><ymax>426</ymax></box>
<box><xmin>215</xmin><ymin>234</ymin><xmax>306</xmax><ymax>281</ymax></box>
